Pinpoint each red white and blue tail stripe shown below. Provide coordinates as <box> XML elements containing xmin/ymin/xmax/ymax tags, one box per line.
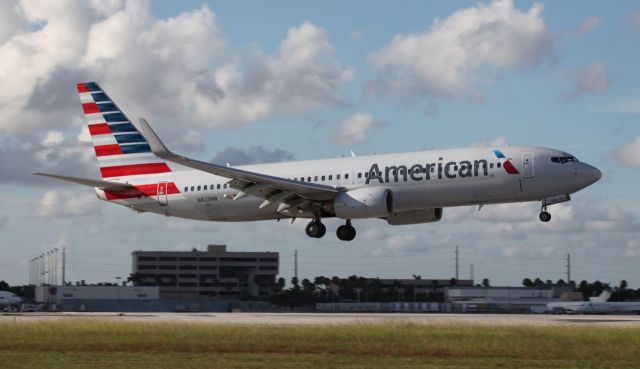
<box><xmin>77</xmin><ymin>82</ymin><xmax>173</xmax><ymax>180</ymax></box>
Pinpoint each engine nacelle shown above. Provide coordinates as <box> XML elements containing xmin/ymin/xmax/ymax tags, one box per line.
<box><xmin>333</xmin><ymin>188</ymin><xmax>394</xmax><ymax>219</ymax></box>
<box><xmin>386</xmin><ymin>208</ymin><xmax>443</xmax><ymax>225</ymax></box>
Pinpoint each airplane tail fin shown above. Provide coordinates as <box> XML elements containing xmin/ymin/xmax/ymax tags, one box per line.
<box><xmin>589</xmin><ymin>289</ymin><xmax>612</xmax><ymax>302</ymax></box>
<box><xmin>77</xmin><ymin>82</ymin><xmax>172</xmax><ymax>181</ymax></box>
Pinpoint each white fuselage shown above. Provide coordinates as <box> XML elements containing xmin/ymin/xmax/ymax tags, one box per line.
<box><xmin>547</xmin><ymin>301</ymin><xmax>640</xmax><ymax>314</ymax></box>
<box><xmin>97</xmin><ymin>146</ymin><xmax>601</xmax><ymax>222</ymax></box>
<box><xmin>0</xmin><ymin>291</ymin><xmax>21</xmax><ymax>306</ymax></box>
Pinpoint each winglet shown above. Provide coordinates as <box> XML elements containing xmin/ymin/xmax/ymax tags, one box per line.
<box><xmin>138</xmin><ymin>118</ymin><xmax>172</xmax><ymax>159</ymax></box>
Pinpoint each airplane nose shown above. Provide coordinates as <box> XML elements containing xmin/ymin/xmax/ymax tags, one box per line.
<box><xmin>576</xmin><ymin>163</ymin><xmax>602</xmax><ymax>186</ymax></box>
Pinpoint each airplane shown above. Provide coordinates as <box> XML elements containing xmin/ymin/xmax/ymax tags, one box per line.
<box><xmin>0</xmin><ymin>291</ymin><xmax>21</xmax><ymax>307</ymax></box>
<box><xmin>34</xmin><ymin>82</ymin><xmax>602</xmax><ymax>241</ymax></box>
<box><xmin>547</xmin><ymin>290</ymin><xmax>640</xmax><ymax>314</ymax></box>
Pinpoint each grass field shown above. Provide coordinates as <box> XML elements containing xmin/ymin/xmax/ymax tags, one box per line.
<box><xmin>1</xmin><ymin>321</ymin><xmax>639</xmax><ymax>369</ymax></box>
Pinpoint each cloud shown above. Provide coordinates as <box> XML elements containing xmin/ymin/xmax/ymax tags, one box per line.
<box><xmin>579</xmin><ymin>16</ymin><xmax>601</xmax><ymax>34</ymax></box>
<box><xmin>629</xmin><ymin>11</ymin><xmax>640</xmax><ymax>31</ymax></box>
<box><xmin>368</xmin><ymin>0</ymin><xmax>553</xmax><ymax>100</ymax></box>
<box><xmin>333</xmin><ymin>112</ymin><xmax>379</xmax><ymax>145</ymax></box>
<box><xmin>616</xmin><ymin>137</ymin><xmax>640</xmax><ymax>167</ymax></box>
<box><xmin>32</xmin><ymin>190</ymin><xmax>102</xmax><ymax>218</ymax></box>
<box><xmin>0</xmin><ymin>130</ymin><xmax>97</xmax><ymax>185</ymax></box>
<box><xmin>565</xmin><ymin>63</ymin><xmax>610</xmax><ymax>100</ymax></box>
<box><xmin>0</xmin><ymin>2</ymin><xmax>353</xmax><ymax>134</ymax></box>
<box><xmin>210</xmin><ymin>146</ymin><xmax>295</xmax><ymax>166</ymax></box>
<box><xmin>371</xmin><ymin>233</ymin><xmax>426</xmax><ymax>256</ymax></box>
<box><xmin>626</xmin><ymin>239</ymin><xmax>640</xmax><ymax>257</ymax></box>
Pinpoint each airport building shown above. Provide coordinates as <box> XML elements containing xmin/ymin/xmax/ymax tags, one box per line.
<box><xmin>132</xmin><ymin>245</ymin><xmax>279</xmax><ymax>299</ymax></box>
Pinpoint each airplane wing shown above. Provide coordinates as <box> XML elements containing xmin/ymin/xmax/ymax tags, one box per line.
<box><xmin>33</xmin><ymin>172</ymin><xmax>135</xmax><ymax>192</ymax></box>
<box><xmin>138</xmin><ymin>118</ymin><xmax>340</xmax><ymax>211</ymax></box>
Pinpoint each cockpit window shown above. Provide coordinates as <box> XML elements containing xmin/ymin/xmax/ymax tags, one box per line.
<box><xmin>551</xmin><ymin>156</ymin><xmax>578</xmax><ymax>164</ymax></box>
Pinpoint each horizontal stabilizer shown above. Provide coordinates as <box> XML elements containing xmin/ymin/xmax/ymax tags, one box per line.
<box><xmin>33</xmin><ymin>172</ymin><xmax>134</xmax><ymax>193</ymax></box>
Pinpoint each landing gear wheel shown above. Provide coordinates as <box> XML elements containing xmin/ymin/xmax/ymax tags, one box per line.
<box><xmin>539</xmin><ymin>211</ymin><xmax>551</xmax><ymax>222</ymax></box>
<box><xmin>315</xmin><ymin>222</ymin><xmax>326</xmax><ymax>238</ymax></box>
<box><xmin>305</xmin><ymin>220</ymin><xmax>326</xmax><ymax>238</ymax></box>
<box><xmin>336</xmin><ymin>221</ymin><xmax>356</xmax><ymax>241</ymax></box>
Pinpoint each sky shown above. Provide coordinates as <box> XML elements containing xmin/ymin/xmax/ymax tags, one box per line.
<box><xmin>1</xmin><ymin>0</ymin><xmax>639</xmax><ymax>288</ymax></box>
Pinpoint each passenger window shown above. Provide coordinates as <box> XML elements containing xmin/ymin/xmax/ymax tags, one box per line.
<box><xmin>337</xmin><ymin>174</ymin><xmax>341</xmax><ymax>180</ymax></box>
<box><xmin>184</xmin><ymin>187</ymin><xmax>188</xmax><ymax>192</ymax></box>
<box><xmin>197</xmin><ymin>185</ymin><xmax>201</xmax><ymax>191</ymax></box>
<box><xmin>204</xmin><ymin>185</ymin><xmax>208</xmax><ymax>190</ymax></box>
<box><xmin>307</xmin><ymin>177</ymin><xmax>311</xmax><ymax>182</ymax></box>
<box><xmin>358</xmin><ymin>173</ymin><xmax>362</xmax><ymax>178</ymax></box>
<box><xmin>431</xmin><ymin>167</ymin><xmax>435</xmax><ymax>173</ymax></box>
<box><xmin>217</xmin><ymin>184</ymin><xmax>221</xmax><ymax>189</ymax></box>
<box><xmin>314</xmin><ymin>176</ymin><xmax>318</xmax><ymax>181</ymax></box>
<box><xmin>497</xmin><ymin>162</ymin><xmax>502</xmax><ymax>168</ymax></box>
<box><xmin>191</xmin><ymin>186</ymin><xmax>195</xmax><ymax>191</ymax></box>
<box><xmin>300</xmin><ymin>177</ymin><xmax>304</xmax><ymax>182</ymax></box>
<box><xmin>321</xmin><ymin>175</ymin><xmax>325</xmax><ymax>181</ymax></box>
<box><xmin>345</xmin><ymin>174</ymin><xmax>349</xmax><ymax>179</ymax></box>
<box><xmin>364</xmin><ymin>172</ymin><xmax>368</xmax><ymax>177</ymax></box>
<box><xmin>329</xmin><ymin>175</ymin><xmax>333</xmax><ymax>180</ymax></box>
<box><xmin>489</xmin><ymin>163</ymin><xmax>494</xmax><ymax>169</ymax></box>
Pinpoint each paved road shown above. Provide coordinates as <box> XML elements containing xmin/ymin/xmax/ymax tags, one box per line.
<box><xmin>2</xmin><ymin>312</ymin><xmax>640</xmax><ymax>327</ymax></box>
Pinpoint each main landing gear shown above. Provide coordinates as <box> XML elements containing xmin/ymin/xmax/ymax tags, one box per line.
<box><xmin>305</xmin><ymin>219</ymin><xmax>326</xmax><ymax>238</ymax></box>
<box><xmin>305</xmin><ymin>218</ymin><xmax>356</xmax><ymax>241</ymax></box>
<box><xmin>336</xmin><ymin>220</ymin><xmax>356</xmax><ymax>241</ymax></box>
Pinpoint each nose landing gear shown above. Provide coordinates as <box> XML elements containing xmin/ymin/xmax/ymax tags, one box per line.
<box><xmin>539</xmin><ymin>208</ymin><xmax>551</xmax><ymax>222</ymax></box>
<box><xmin>538</xmin><ymin>195</ymin><xmax>570</xmax><ymax>223</ymax></box>
<box><xmin>336</xmin><ymin>220</ymin><xmax>356</xmax><ymax>241</ymax></box>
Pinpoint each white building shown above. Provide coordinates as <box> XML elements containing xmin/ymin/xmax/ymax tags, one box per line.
<box><xmin>35</xmin><ymin>285</ymin><xmax>159</xmax><ymax>304</ymax></box>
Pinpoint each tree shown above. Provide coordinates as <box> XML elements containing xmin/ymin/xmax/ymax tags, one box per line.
<box><xmin>127</xmin><ymin>273</ymin><xmax>143</xmax><ymax>286</ymax></box>
<box><xmin>482</xmin><ymin>278</ymin><xmax>490</xmax><ymax>287</ymax></box>
<box><xmin>522</xmin><ymin>278</ymin><xmax>534</xmax><ymax>287</ymax></box>
<box><xmin>619</xmin><ymin>280</ymin><xmax>628</xmax><ymax>290</ymax></box>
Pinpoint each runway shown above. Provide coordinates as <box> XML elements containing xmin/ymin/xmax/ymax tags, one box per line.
<box><xmin>3</xmin><ymin>312</ymin><xmax>640</xmax><ymax>327</ymax></box>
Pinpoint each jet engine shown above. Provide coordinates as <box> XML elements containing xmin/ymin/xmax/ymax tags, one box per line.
<box><xmin>385</xmin><ymin>208</ymin><xmax>443</xmax><ymax>225</ymax></box>
<box><xmin>331</xmin><ymin>187</ymin><xmax>394</xmax><ymax>219</ymax></box>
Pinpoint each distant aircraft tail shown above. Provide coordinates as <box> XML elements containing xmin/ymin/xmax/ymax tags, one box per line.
<box><xmin>77</xmin><ymin>82</ymin><xmax>172</xmax><ymax>181</ymax></box>
<box><xmin>589</xmin><ymin>289</ymin><xmax>612</xmax><ymax>302</ymax></box>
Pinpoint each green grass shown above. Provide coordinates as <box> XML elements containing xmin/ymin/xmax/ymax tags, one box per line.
<box><xmin>1</xmin><ymin>322</ymin><xmax>639</xmax><ymax>368</ymax></box>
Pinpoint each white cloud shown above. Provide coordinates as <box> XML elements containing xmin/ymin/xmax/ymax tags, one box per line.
<box><xmin>42</xmin><ymin>131</ymin><xmax>64</xmax><ymax>147</ymax></box>
<box><xmin>579</xmin><ymin>16</ymin><xmax>601</xmax><ymax>34</ymax></box>
<box><xmin>0</xmin><ymin>0</ymin><xmax>28</xmax><ymax>44</ymax></box>
<box><xmin>333</xmin><ymin>112</ymin><xmax>378</xmax><ymax>145</ymax></box>
<box><xmin>626</xmin><ymin>239</ymin><xmax>640</xmax><ymax>257</ymax></box>
<box><xmin>369</xmin><ymin>0</ymin><xmax>552</xmax><ymax>99</ymax></box>
<box><xmin>0</xmin><ymin>3</ymin><xmax>353</xmax><ymax>134</ymax></box>
<box><xmin>566</xmin><ymin>63</ymin><xmax>610</xmax><ymax>100</ymax></box>
<box><xmin>616</xmin><ymin>137</ymin><xmax>640</xmax><ymax>167</ymax></box>
<box><xmin>33</xmin><ymin>190</ymin><xmax>102</xmax><ymax>218</ymax></box>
